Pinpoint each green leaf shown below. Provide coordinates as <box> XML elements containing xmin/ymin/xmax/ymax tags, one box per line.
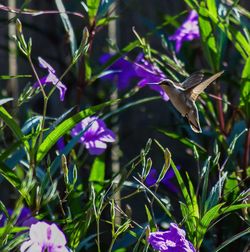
<box><xmin>87</xmin><ymin>0</ymin><xmax>100</xmax><ymax>24</ymax></box>
<box><xmin>223</xmin><ymin>172</ymin><xmax>240</xmax><ymax>201</ymax></box>
<box><xmin>240</xmin><ymin>57</ymin><xmax>250</xmax><ymax>118</ymax></box>
<box><xmin>36</xmin><ymin>99</ymin><xmax>119</xmax><ymax>163</ymax></box>
<box><xmin>199</xmin><ymin>1</ymin><xmax>219</xmax><ymax>70</ymax></box>
<box><xmin>55</xmin><ymin>0</ymin><xmax>77</xmax><ymax>56</ymax></box>
<box><xmin>158</xmin><ymin>129</ymin><xmax>206</xmax><ymax>153</ymax></box>
<box><xmin>186</xmin><ymin>173</ymin><xmax>199</xmax><ymax>219</ymax></box>
<box><xmin>204</xmin><ymin>8</ymin><xmax>250</xmax><ymax>59</ymax></box>
<box><xmin>0</xmin><ymin>75</ymin><xmax>31</xmax><ymax>80</ymax></box>
<box><xmin>197</xmin><ymin>203</ymin><xmax>225</xmax><ymax>247</ymax></box>
<box><xmin>0</xmin><ymin>162</ymin><xmax>22</xmax><ymax>194</ymax></box>
<box><xmin>145</xmin><ymin>205</ymin><xmax>156</xmax><ymax>232</ymax></box>
<box><xmin>197</xmin><ymin>203</ymin><xmax>250</xmax><ymax>248</ymax></box>
<box><xmin>182</xmin><ymin>0</ymin><xmax>199</xmax><ymax>9</ymax></box>
<box><xmin>171</xmin><ymin>161</ymin><xmax>197</xmax><ymax>241</ymax></box>
<box><xmin>204</xmin><ymin>172</ymin><xmax>227</xmax><ymax>212</ymax></box>
<box><xmin>89</xmin><ymin>155</ymin><xmax>105</xmax><ymax>192</ymax></box>
<box><xmin>0</xmin><ymin>107</ymin><xmax>29</xmax><ymax>150</ymax></box>
<box><xmin>157</xmin><ymin>148</ymin><xmax>171</xmax><ymax>183</ymax></box>
<box><xmin>214</xmin><ymin>227</ymin><xmax>250</xmax><ymax>252</ymax></box>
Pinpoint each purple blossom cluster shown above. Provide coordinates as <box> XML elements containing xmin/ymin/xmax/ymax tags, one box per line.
<box><xmin>148</xmin><ymin>223</ymin><xmax>196</xmax><ymax>252</ymax></box>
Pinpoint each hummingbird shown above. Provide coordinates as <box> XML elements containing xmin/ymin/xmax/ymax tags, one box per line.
<box><xmin>159</xmin><ymin>71</ymin><xmax>224</xmax><ymax>133</ymax></box>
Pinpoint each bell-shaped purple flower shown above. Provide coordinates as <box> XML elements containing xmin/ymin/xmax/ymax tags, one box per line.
<box><xmin>148</xmin><ymin>223</ymin><xmax>196</xmax><ymax>252</ymax></box>
<box><xmin>71</xmin><ymin>116</ymin><xmax>116</xmax><ymax>155</ymax></box>
<box><xmin>33</xmin><ymin>57</ymin><xmax>67</xmax><ymax>101</ymax></box>
<box><xmin>169</xmin><ymin>10</ymin><xmax>200</xmax><ymax>53</ymax></box>
<box><xmin>20</xmin><ymin>221</ymin><xmax>69</xmax><ymax>252</ymax></box>
<box><xmin>145</xmin><ymin>167</ymin><xmax>180</xmax><ymax>193</ymax></box>
<box><xmin>134</xmin><ymin>54</ymin><xmax>169</xmax><ymax>101</ymax></box>
<box><xmin>99</xmin><ymin>53</ymin><xmax>137</xmax><ymax>90</ymax></box>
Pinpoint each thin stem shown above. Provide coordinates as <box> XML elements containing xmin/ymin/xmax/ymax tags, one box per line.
<box><xmin>28</xmin><ymin>55</ymin><xmax>47</xmax><ymax>99</ymax></box>
<box><xmin>96</xmin><ymin>216</ymin><xmax>101</xmax><ymax>252</ymax></box>
<box><xmin>108</xmin><ymin>236</ymin><xmax>116</xmax><ymax>252</ymax></box>
<box><xmin>27</xmin><ymin>55</ymin><xmax>48</xmax><ymax>163</ymax></box>
<box><xmin>243</xmin><ymin>124</ymin><xmax>250</xmax><ymax>179</ymax></box>
<box><xmin>47</xmin><ymin>60</ymin><xmax>75</xmax><ymax>100</ymax></box>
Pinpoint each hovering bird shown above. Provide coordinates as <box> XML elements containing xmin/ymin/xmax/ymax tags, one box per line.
<box><xmin>159</xmin><ymin>71</ymin><xmax>224</xmax><ymax>133</ymax></box>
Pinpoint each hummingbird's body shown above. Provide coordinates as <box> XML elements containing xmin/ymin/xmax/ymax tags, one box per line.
<box><xmin>159</xmin><ymin>71</ymin><xmax>224</xmax><ymax>133</ymax></box>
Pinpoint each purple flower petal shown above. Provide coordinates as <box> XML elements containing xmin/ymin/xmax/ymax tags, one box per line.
<box><xmin>99</xmin><ymin>53</ymin><xmax>137</xmax><ymax>90</ymax></box>
<box><xmin>145</xmin><ymin>166</ymin><xmax>180</xmax><ymax>193</ymax></box>
<box><xmin>38</xmin><ymin>57</ymin><xmax>56</xmax><ymax>73</ymax></box>
<box><xmin>145</xmin><ymin>168</ymin><xmax>158</xmax><ymax>186</ymax></box>
<box><xmin>71</xmin><ymin>116</ymin><xmax>116</xmax><ymax>155</ymax></box>
<box><xmin>148</xmin><ymin>223</ymin><xmax>196</xmax><ymax>252</ymax></box>
<box><xmin>33</xmin><ymin>57</ymin><xmax>67</xmax><ymax>101</ymax></box>
<box><xmin>134</xmin><ymin>54</ymin><xmax>169</xmax><ymax>100</ymax></box>
<box><xmin>20</xmin><ymin>221</ymin><xmax>68</xmax><ymax>252</ymax></box>
<box><xmin>169</xmin><ymin>10</ymin><xmax>200</xmax><ymax>53</ymax></box>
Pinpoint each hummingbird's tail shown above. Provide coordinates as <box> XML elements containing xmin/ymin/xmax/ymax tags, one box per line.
<box><xmin>186</xmin><ymin>108</ymin><xmax>202</xmax><ymax>133</ymax></box>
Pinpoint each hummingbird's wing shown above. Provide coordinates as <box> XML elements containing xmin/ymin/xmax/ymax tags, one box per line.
<box><xmin>181</xmin><ymin>72</ymin><xmax>205</xmax><ymax>90</ymax></box>
<box><xmin>186</xmin><ymin>71</ymin><xmax>224</xmax><ymax>101</ymax></box>
<box><xmin>186</xmin><ymin>102</ymin><xmax>202</xmax><ymax>133</ymax></box>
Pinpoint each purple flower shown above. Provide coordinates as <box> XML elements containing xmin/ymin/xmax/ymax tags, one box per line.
<box><xmin>148</xmin><ymin>223</ymin><xmax>196</xmax><ymax>252</ymax></box>
<box><xmin>20</xmin><ymin>221</ymin><xmax>68</xmax><ymax>252</ymax></box>
<box><xmin>99</xmin><ymin>53</ymin><xmax>137</xmax><ymax>90</ymax></box>
<box><xmin>169</xmin><ymin>10</ymin><xmax>200</xmax><ymax>53</ymax></box>
<box><xmin>0</xmin><ymin>207</ymin><xmax>37</xmax><ymax>227</ymax></box>
<box><xmin>71</xmin><ymin>116</ymin><xmax>116</xmax><ymax>155</ymax></box>
<box><xmin>145</xmin><ymin>167</ymin><xmax>180</xmax><ymax>193</ymax></box>
<box><xmin>134</xmin><ymin>54</ymin><xmax>169</xmax><ymax>101</ymax></box>
<box><xmin>33</xmin><ymin>57</ymin><xmax>67</xmax><ymax>101</ymax></box>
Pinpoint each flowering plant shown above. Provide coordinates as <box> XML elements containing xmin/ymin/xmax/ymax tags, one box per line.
<box><xmin>0</xmin><ymin>1</ymin><xmax>249</xmax><ymax>252</ymax></box>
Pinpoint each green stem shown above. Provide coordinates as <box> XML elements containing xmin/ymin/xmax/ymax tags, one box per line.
<box><xmin>108</xmin><ymin>236</ymin><xmax>117</xmax><ymax>252</ymax></box>
<box><xmin>96</xmin><ymin>216</ymin><xmax>101</xmax><ymax>252</ymax></box>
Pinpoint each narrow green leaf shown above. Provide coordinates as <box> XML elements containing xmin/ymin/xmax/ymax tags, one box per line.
<box><xmin>199</xmin><ymin>1</ymin><xmax>219</xmax><ymax>70</ymax></box>
<box><xmin>158</xmin><ymin>129</ymin><xmax>206</xmax><ymax>153</ymax></box>
<box><xmin>240</xmin><ymin>57</ymin><xmax>250</xmax><ymax>118</ymax></box>
<box><xmin>157</xmin><ymin>148</ymin><xmax>171</xmax><ymax>183</ymax></box>
<box><xmin>182</xmin><ymin>0</ymin><xmax>199</xmax><ymax>9</ymax></box>
<box><xmin>36</xmin><ymin>99</ymin><xmax>119</xmax><ymax>163</ymax></box>
<box><xmin>55</xmin><ymin>0</ymin><xmax>77</xmax><ymax>56</ymax></box>
<box><xmin>214</xmin><ymin>227</ymin><xmax>250</xmax><ymax>252</ymax></box>
<box><xmin>89</xmin><ymin>155</ymin><xmax>105</xmax><ymax>192</ymax></box>
<box><xmin>0</xmin><ymin>75</ymin><xmax>31</xmax><ymax>80</ymax></box>
<box><xmin>87</xmin><ymin>0</ymin><xmax>100</xmax><ymax>24</ymax></box>
<box><xmin>0</xmin><ymin>107</ymin><xmax>29</xmax><ymax>150</ymax></box>
<box><xmin>204</xmin><ymin>172</ymin><xmax>227</xmax><ymax>212</ymax></box>
<box><xmin>145</xmin><ymin>205</ymin><xmax>156</xmax><ymax>232</ymax></box>
<box><xmin>171</xmin><ymin>161</ymin><xmax>197</xmax><ymax>241</ymax></box>
<box><xmin>205</xmin><ymin>8</ymin><xmax>250</xmax><ymax>59</ymax></box>
<box><xmin>0</xmin><ymin>162</ymin><xmax>22</xmax><ymax>193</ymax></box>
<box><xmin>186</xmin><ymin>173</ymin><xmax>199</xmax><ymax>219</ymax></box>
<box><xmin>220</xmin><ymin>203</ymin><xmax>250</xmax><ymax>214</ymax></box>
<box><xmin>197</xmin><ymin>203</ymin><xmax>225</xmax><ymax>247</ymax></box>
